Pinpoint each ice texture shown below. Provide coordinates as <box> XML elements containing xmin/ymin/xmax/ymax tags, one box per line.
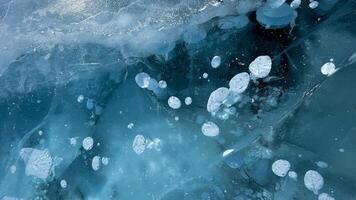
<box><xmin>0</xmin><ymin>0</ymin><xmax>355</xmax><ymax>199</ymax></box>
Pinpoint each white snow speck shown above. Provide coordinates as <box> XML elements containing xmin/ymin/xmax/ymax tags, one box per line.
<box><xmin>77</xmin><ymin>95</ymin><xmax>84</xmax><ymax>103</ymax></box>
<box><xmin>69</xmin><ymin>137</ymin><xmax>77</xmax><ymax>146</ymax></box>
<box><xmin>92</xmin><ymin>156</ymin><xmax>101</xmax><ymax>171</ymax></box>
<box><xmin>222</xmin><ymin>149</ymin><xmax>234</xmax><ymax>157</ymax></box>
<box><xmin>201</xmin><ymin>121</ymin><xmax>220</xmax><ymax>137</ymax></box>
<box><xmin>321</xmin><ymin>62</ymin><xmax>336</xmax><ymax>76</ymax></box>
<box><xmin>318</xmin><ymin>193</ymin><xmax>335</xmax><ymax>200</ymax></box>
<box><xmin>60</xmin><ymin>179</ymin><xmax>67</xmax><ymax>188</ymax></box>
<box><xmin>127</xmin><ymin>123</ymin><xmax>134</xmax><ymax>129</ymax></box>
<box><xmin>309</xmin><ymin>1</ymin><xmax>319</xmax><ymax>9</ymax></box>
<box><xmin>229</xmin><ymin>72</ymin><xmax>250</xmax><ymax>93</ymax></box>
<box><xmin>185</xmin><ymin>97</ymin><xmax>192</xmax><ymax>105</ymax></box>
<box><xmin>132</xmin><ymin>135</ymin><xmax>146</xmax><ymax>155</ymax></box>
<box><xmin>168</xmin><ymin>96</ymin><xmax>182</xmax><ymax>109</ymax></box>
<box><xmin>304</xmin><ymin>170</ymin><xmax>324</xmax><ymax>194</ymax></box>
<box><xmin>82</xmin><ymin>137</ymin><xmax>94</xmax><ymax>151</ymax></box>
<box><xmin>211</xmin><ymin>56</ymin><xmax>221</xmax><ymax>68</ymax></box>
<box><xmin>249</xmin><ymin>55</ymin><xmax>272</xmax><ymax>78</ymax></box>
<box><xmin>19</xmin><ymin>148</ymin><xmax>53</xmax><ymax>180</ymax></box>
<box><xmin>38</xmin><ymin>130</ymin><xmax>43</xmax><ymax>136</ymax></box>
<box><xmin>158</xmin><ymin>80</ymin><xmax>167</xmax><ymax>88</ymax></box>
<box><xmin>135</xmin><ymin>72</ymin><xmax>151</xmax><ymax>88</ymax></box>
<box><xmin>272</xmin><ymin>159</ymin><xmax>291</xmax><ymax>177</ymax></box>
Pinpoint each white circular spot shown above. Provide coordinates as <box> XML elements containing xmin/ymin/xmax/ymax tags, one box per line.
<box><xmin>101</xmin><ymin>157</ymin><xmax>110</xmax><ymax>165</ymax></box>
<box><xmin>82</xmin><ymin>137</ymin><xmax>94</xmax><ymax>151</ymax></box>
<box><xmin>321</xmin><ymin>62</ymin><xmax>336</xmax><ymax>76</ymax></box>
<box><xmin>92</xmin><ymin>156</ymin><xmax>101</xmax><ymax>171</ymax></box>
<box><xmin>229</xmin><ymin>72</ymin><xmax>250</xmax><ymax>93</ymax></box>
<box><xmin>288</xmin><ymin>171</ymin><xmax>298</xmax><ymax>180</ymax></box>
<box><xmin>201</xmin><ymin>121</ymin><xmax>220</xmax><ymax>137</ymax></box>
<box><xmin>132</xmin><ymin>135</ymin><xmax>146</xmax><ymax>155</ymax></box>
<box><xmin>309</xmin><ymin>1</ymin><xmax>319</xmax><ymax>9</ymax></box>
<box><xmin>127</xmin><ymin>123</ymin><xmax>134</xmax><ymax>129</ymax></box>
<box><xmin>60</xmin><ymin>179</ymin><xmax>67</xmax><ymax>188</ymax></box>
<box><xmin>272</xmin><ymin>159</ymin><xmax>291</xmax><ymax>177</ymax></box>
<box><xmin>304</xmin><ymin>170</ymin><xmax>324</xmax><ymax>194</ymax></box>
<box><xmin>135</xmin><ymin>72</ymin><xmax>151</xmax><ymax>88</ymax></box>
<box><xmin>168</xmin><ymin>96</ymin><xmax>182</xmax><ymax>109</ymax></box>
<box><xmin>203</xmin><ymin>73</ymin><xmax>209</xmax><ymax>79</ymax></box>
<box><xmin>158</xmin><ymin>80</ymin><xmax>167</xmax><ymax>88</ymax></box>
<box><xmin>318</xmin><ymin>193</ymin><xmax>335</xmax><ymax>200</ymax></box>
<box><xmin>249</xmin><ymin>55</ymin><xmax>272</xmax><ymax>78</ymax></box>
<box><xmin>211</xmin><ymin>56</ymin><xmax>221</xmax><ymax>68</ymax></box>
<box><xmin>184</xmin><ymin>97</ymin><xmax>192</xmax><ymax>105</ymax></box>
<box><xmin>77</xmin><ymin>95</ymin><xmax>84</xmax><ymax>103</ymax></box>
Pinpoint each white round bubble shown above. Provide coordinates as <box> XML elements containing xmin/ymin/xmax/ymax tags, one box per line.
<box><xmin>77</xmin><ymin>94</ymin><xmax>84</xmax><ymax>103</ymax></box>
<box><xmin>203</xmin><ymin>72</ymin><xmax>209</xmax><ymax>79</ymax></box>
<box><xmin>309</xmin><ymin>1</ymin><xmax>319</xmax><ymax>9</ymax></box>
<box><xmin>304</xmin><ymin>170</ymin><xmax>324</xmax><ymax>194</ymax></box>
<box><xmin>92</xmin><ymin>156</ymin><xmax>101</xmax><ymax>171</ymax></box>
<box><xmin>288</xmin><ymin>171</ymin><xmax>298</xmax><ymax>180</ymax></box>
<box><xmin>82</xmin><ymin>137</ymin><xmax>94</xmax><ymax>151</ymax></box>
<box><xmin>132</xmin><ymin>135</ymin><xmax>146</xmax><ymax>155</ymax></box>
<box><xmin>272</xmin><ymin>159</ymin><xmax>291</xmax><ymax>177</ymax></box>
<box><xmin>135</xmin><ymin>72</ymin><xmax>151</xmax><ymax>88</ymax></box>
<box><xmin>207</xmin><ymin>87</ymin><xmax>230</xmax><ymax>113</ymax></box>
<box><xmin>184</xmin><ymin>97</ymin><xmax>192</xmax><ymax>105</ymax></box>
<box><xmin>158</xmin><ymin>80</ymin><xmax>167</xmax><ymax>88</ymax></box>
<box><xmin>211</xmin><ymin>56</ymin><xmax>221</xmax><ymax>68</ymax></box>
<box><xmin>249</xmin><ymin>55</ymin><xmax>272</xmax><ymax>78</ymax></box>
<box><xmin>168</xmin><ymin>96</ymin><xmax>182</xmax><ymax>109</ymax></box>
<box><xmin>318</xmin><ymin>193</ymin><xmax>335</xmax><ymax>200</ymax></box>
<box><xmin>229</xmin><ymin>72</ymin><xmax>250</xmax><ymax>93</ymax></box>
<box><xmin>201</xmin><ymin>121</ymin><xmax>220</xmax><ymax>137</ymax></box>
<box><xmin>60</xmin><ymin>179</ymin><xmax>67</xmax><ymax>188</ymax></box>
<box><xmin>321</xmin><ymin>62</ymin><xmax>336</xmax><ymax>76</ymax></box>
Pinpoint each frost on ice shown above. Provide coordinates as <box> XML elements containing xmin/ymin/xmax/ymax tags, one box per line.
<box><xmin>132</xmin><ymin>135</ymin><xmax>146</xmax><ymax>155</ymax></box>
<box><xmin>304</xmin><ymin>170</ymin><xmax>324</xmax><ymax>194</ymax></box>
<box><xmin>249</xmin><ymin>56</ymin><xmax>272</xmax><ymax>78</ymax></box>
<box><xmin>211</xmin><ymin>56</ymin><xmax>221</xmax><ymax>68</ymax></box>
<box><xmin>19</xmin><ymin>148</ymin><xmax>53</xmax><ymax>180</ymax></box>
<box><xmin>168</xmin><ymin>96</ymin><xmax>182</xmax><ymax>109</ymax></box>
<box><xmin>229</xmin><ymin>72</ymin><xmax>250</xmax><ymax>93</ymax></box>
<box><xmin>82</xmin><ymin>137</ymin><xmax>94</xmax><ymax>151</ymax></box>
<box><xmin>271</xmin><ymin>159</ymin><xmax>291</xmax><ymax>177</ymax></box>
<box><xmin>201</xmin><ymin>121</ymin><xmax>220</xmax><ymax>137</ymax></box>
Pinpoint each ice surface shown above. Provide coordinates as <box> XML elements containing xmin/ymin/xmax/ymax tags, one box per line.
<box><xmin>0</xmin><ymin>0</ymin><xmax>355</xmax><ymax>199</ymax></box>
